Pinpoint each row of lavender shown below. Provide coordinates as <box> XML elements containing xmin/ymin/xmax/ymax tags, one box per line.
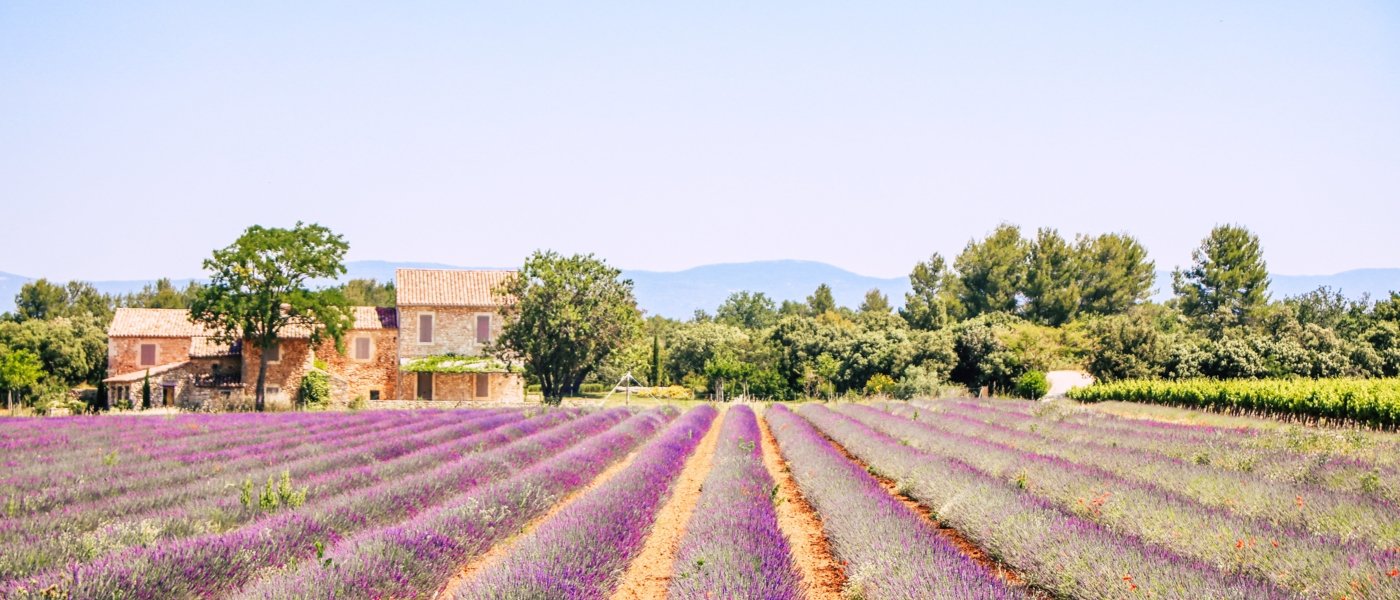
<box><xmin>2</xmin><ymin>409</ymin><xmax>532</xmax><ymax>581</ymax></box>
<box><xmin>924</xmin><ymin>398</ymin><xmax>1400</xmax><ymax>501</ymax></box>
<box><xmin>3</xmin><ymin>408</ymin><xmax>622</xmax><ymax>598</ymax></box>
<box><xmin>804</xmin><ymin>400</ymin><xmax>1400</xmax><ymax>599</ymax></box>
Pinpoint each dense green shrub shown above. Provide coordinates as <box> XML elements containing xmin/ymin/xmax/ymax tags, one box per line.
<box><xmin>864</xmin><ymin>373</ymin><xmax>896</xmax><ymax>396</ymax></box>
<box><xmin>1012</xmin><ymin>370</ymin><xmax>1049</xmax><ymax>400</ymax></box>
<box><xmin>298</xmin><ymin>370</ymin><xmax>331</xmax><ymax>409</ymax></box>
<box><xmin>1068</xmin><ymin>377</ymin><xmax>1400</xmax><ymax>429</ymax></box>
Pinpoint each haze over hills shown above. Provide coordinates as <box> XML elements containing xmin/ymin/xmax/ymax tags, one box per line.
<box><xmin>1</xmin><ymin>262</ymin><xmax>1397</xmax><ymax>319</ymax></box>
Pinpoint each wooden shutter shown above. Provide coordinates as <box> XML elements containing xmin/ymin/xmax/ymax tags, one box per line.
<box><xmin>475</xmin><ymin>374</ymin><xmax>489</xmax><ymax>398</ymax></box>
<box><xmin>476</xmin><ymin>315</ymin><xmax>491</xmax><ymax>343</ymax></box>
<box><xmin>139</xmin><ymin>344</ymin><xmax>157</xmax><ymax>366</ymax></box>
<box><xmin>355</xmin><ymin>337</ymin><xmax>371</xmax><ymax>360</ymax></box>
<box><xmin>419</xmin><ymin>314</ymin><xmax>434</xmax><ymax>343</ymax></box>
<box><xmin>265</xmin><ymin>343</ymin><xmax>280</xmax><ymax>362</ymax></box>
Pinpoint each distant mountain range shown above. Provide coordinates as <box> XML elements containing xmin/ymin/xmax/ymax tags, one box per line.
<box><xmin>2</xmin><ymin>261</ymin><xmax>1397</xmax><ymax>319</ymax></box>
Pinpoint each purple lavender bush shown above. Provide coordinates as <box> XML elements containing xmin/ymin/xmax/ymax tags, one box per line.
<box><xmin>454</xmin><ymin>404</ymin><xmax>717</xmax><ymax>600</ymax></box>
<box><xmin>235</xmin><ymin>407</ymin><xmax>677</xmax><ymax>599</ymax></box>
<box><xmin>667</xmin><ymin>405</ymin><xmax>803</xmax><ymax>600</ymax></box>
<box><xmin>766</xmin><ymin>404</ymin><xmax>1026</xmax><ymax>600</ymax></box>
<box><xmin>799</xmin><ymin>404</ymin><xmax>1297</xmax><ymax>600</ymax></box>
<box><xmin>3</xmin><ymin>409</ymin><xmax>614</xmax><ymax>599</ymax></box>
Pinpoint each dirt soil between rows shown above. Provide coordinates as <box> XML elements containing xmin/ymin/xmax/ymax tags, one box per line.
<box><xmin>434</xmin><ymin>441</ymin><xmax>648</xmax><ymax>599</ymax></box>
<box><xmin>610</xmin><ymin>406</ymin><xmax>725</xmax><ymax>600</ymax></box>
<box><xmin>757</xmin><ymin>408</ymin><xmax>846</xmax><ymax>600</ymax></box>
<box><xmin>816</xmin><ymin>416</ymin><xmax>1053</xmax><ymax>599</ymax></box>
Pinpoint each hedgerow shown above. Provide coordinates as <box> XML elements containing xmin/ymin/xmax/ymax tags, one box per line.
<box><xmin>1068</xmin><ymin>377</ymin><xmax>1400</xmax><ymax>429</ymax></box>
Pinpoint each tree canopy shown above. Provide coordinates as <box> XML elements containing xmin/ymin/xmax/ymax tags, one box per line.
<box><xmin>954</xmin><ymin>224</ymin><xmax>1029</xmax><ymax>317</ymax></box>
<box><xmin>190</xmin><ymin>222</ymin><xmax>353</xmax><ymax>411</ymax></box>
<box><xmin>493</xmin><ymin>251</ymin><xmax>642</xmax><ymax>404</ymax></box>
<box><xmin>1172</xmin><ymin>224</ymin><xmax>1270</xmax><ymax>330</ymax></box>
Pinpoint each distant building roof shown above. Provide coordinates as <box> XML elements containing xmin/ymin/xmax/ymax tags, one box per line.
<box><xmin>352</xmin><ymin>306</ymin><xmax>398</xmax><ymax>329</ymax></box>
<box><xmin>109</xmin><ymin>306</ymin><xmax>386</xmax><ymax>340</ymax></box>
<box><xmin>395</xmin><ymin>269</ymin><xmax>516</xmax><ymax>307</ymax></box>
<box><xmin>108</xmin><ymin>308</ymin><xmax>203</xmax><ymax>337</ymax></box>
<box><xmin>103</xmin><ymin>360</ymin><xmax>190</xmax><ymax>383</ymax></box>
<box><xmin>189</xmin><ymin>336</ymin><xmax>241</xmax><ymax>358</ymax></box>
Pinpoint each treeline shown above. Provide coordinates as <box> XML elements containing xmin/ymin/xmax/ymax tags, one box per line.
<box><xmin>598</xmin><ymin>223</ymin><xmax>1400</xmax><ymax>400</ymax></box>
<box><xmin>0</xmin><ymin>277</ymin><xmax>395</xmax><ymax>411</ymax></box>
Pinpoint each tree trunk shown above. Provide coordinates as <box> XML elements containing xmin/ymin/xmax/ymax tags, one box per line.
<box><xmin>7</xmin><ymin>390</ymin><xmax>11</xmax><ymax>416</ymax></box>
<box><xmin>255</xmin><ymin>342</ymin><xmax>270</xmax><ymax>412</ymax></box>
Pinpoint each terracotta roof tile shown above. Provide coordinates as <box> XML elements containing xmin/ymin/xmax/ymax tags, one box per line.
<box><xmin>395</xmin><ymin>269</ymin><xmax>516</xmax><ymax>307</ymax></box>
<box><xmin>189</xmin><ymin>336</ymin><xmax>241</xmax><ymax>358</ymax></box>
<box><xmin>103</xmin><ymin>360</ymin><xmax>190</xmax><ymax>383</ymax></box>
<box><xmin>108</xmin><ymin>308</ymin><xmax>203</xmax><ymax>337</ymax></box>
<box><xmin>351</xmin><ymin>306</ymin><xmax>398</xmax><ymax>329</ymax></box>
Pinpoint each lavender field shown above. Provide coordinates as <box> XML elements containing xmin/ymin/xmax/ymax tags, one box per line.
<box><xmin>1</xmin><ymin>400</ymin><xmax>1397</xmax><ymax>599</ymax></box>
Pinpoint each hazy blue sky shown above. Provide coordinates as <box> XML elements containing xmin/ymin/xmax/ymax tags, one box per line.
<box><xmin>3</xmin><ymin>2</ymin><xmax>1398</xmax><ymax>281</ymax></box>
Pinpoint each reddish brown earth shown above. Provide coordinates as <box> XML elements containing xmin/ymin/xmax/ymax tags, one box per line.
<box><xmin>610</xmin><ymin>407</ymin><xmax>725</xmax><ymax>600</ymax></box>
<box><xmin>433</xmin><ymin>444</ymin><xmax>647</xmax><ymax>599</ymax></box>
<box><xmin>815</xmin><ymin>422</ymin><xmax>1053</xmax><ymax>599</ymax></box>
<box><xmin>757</xmin><ymin>409</ymin><xmax>846</xmax><ymax>600</ymax></box>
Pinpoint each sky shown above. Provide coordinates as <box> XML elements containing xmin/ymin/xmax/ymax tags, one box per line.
<box><xmin>2</xmin><ymin>1</ymin><xmax>1398</xmax><ymax>281</ymax></box>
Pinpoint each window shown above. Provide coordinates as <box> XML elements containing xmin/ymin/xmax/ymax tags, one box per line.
<box><xmin>476</xmin><ymin>315</ymin><xmax>491</xmax><ymax>344</ymax></box>
<box><xmin>369</xmin><ymin>389</ymin><xmax>380</xmax><ymax>401</ymax></box>
<box><xmin>475</xmin><ymin>374</ymin><xmax>489</xmax><ymax>398</ymax></box>
<box><xmin>418</xmin><ymin>314</ymin><xmax>434</xmax><ymax>344</ymax></box>
<box><xmin>416</xmin><ymin>372</ymin><xmax>433</xmax><ymax>400</ymax></box>
<box><xmin>354</xmin><ymin>337</ymin><xmax>372</xmax><ymax>361</ymax></box>
<box><xmin>139</xmin><ymin>343</ymin><xmax>157</xmax><ymax>366</ymax></box>
<box><xmin>265</xmin><ymin>343</ymin><xmax>281</xmax><ymax>363</ymax></box>
<box><xmin>266</xmin><ymin>386</ymin><xmax>281</xmax><ymax>397</ymax></box>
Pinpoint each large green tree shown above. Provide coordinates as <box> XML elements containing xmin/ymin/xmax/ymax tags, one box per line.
<box><xmin>190</xmin><ymin>223</ymin><xmax>353</xmax><ymax>411</ymax></box>
<box><xmin>117</xmin><ymin>278</ymin><xmax>204</xmax><ymax>309</ymax></box>
<box><xmin>900</xmin><ymin>253</ymin><xmax>958</xmax><ymax>330</ymax></box>
<box><xmin>11</xmin><ymin>280</ymin><xmax>113</xmax><ymax>323</ymax></box>
<box><xmin>954</xmin><ymin>224</ymin><xmax>1029</xmax><ymax>317</ymax></box>
<box><xmin>1172</xmin><ymin>224</ymin><xmax>1270</xmax><ymax>329</ymax></box>
<box><xmin>715</xmin><ymin>291</ymin><xmax>778</xmax><ymax>330</ymax></box>
<box><xmin>1021</xmin><ymin>228</ymin><xmax>1081</xmax><ymax>326</ymax></box>
<box><xmin>858</xmin><ymin>289</ymin><xmax>892</xmax><ymax>315</ymax></box>
<box><xmin>1077</xmin><ymin>233</ymin><xmax>1156</xmax><ymax>316</ymax></box>
<box><xmin>806</xmin><ymin>284</ymin><xmax>837</xmax><ymax>316</ymax></box>
<box><xmin>340</xmin><ymin>279</ymin><xmax>397</xmax><ymax>307</ymax></box>
<box><xmin>0</xmin><ymin>316</ymin><xmax>108</xmax><ymax>386</ymax></box>
<box><xmin>494</xmin><ymin>251</ymin><xmax>642</xmax><ymax>404</ymax></box>
<box><xmin>0</xmin><ymin>347</ymin><xmax>44</xmax><ymax>413</ymax></box>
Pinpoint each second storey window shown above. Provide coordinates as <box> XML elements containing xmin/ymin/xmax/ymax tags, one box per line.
<box><xmin>419</xmin><ymin>314</ymin><xmax>434</xmax><ymax>343</ymax></box>
<box><xmin>476</xmin><ymin>315</ymin><xmax>491</xmax><ymax>344</ymax></box>
<box><xmin>354</xmin><ymin>337</ymin><xmax>372</xmax><ymax>361</ymax></box>
<box><xmin>265</xmin><ymin>343</ymin><xmax>280</xmax><ymax>363</ymax></box>
<box><xmin>139</xmin><ymin>343</ymin><xmax>157</xmax><ymax>366</ymax></box>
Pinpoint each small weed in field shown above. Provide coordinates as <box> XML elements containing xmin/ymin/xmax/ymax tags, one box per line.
<box><xmin>101</xmin><ymin>450</ymin><xmax>118</xmax><ymax>467</ymax></box>
<box><xmin>1360</xmin><ymin>472</ymin><xmax>1381</xmax><ymax>494</ymax></box>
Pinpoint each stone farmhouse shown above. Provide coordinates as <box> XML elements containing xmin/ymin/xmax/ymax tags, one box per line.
<box><xmin>102</xmin><ymin>268</ymin><xmax>523</xmax><ymax>408</ymax></box>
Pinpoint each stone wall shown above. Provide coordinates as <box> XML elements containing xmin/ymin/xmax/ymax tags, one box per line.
<box><xmin>108</xmin><ymin>336</ymin><xmax>190</xmax><ymax>375</ymax></box>
<box><xmin>315</xmin><ymin>329</ymin><xmax>398</xmax><ymax>402</ymax></box>
<box><xmin>242</xmin><ymin>339</ymin><xmax>313</xmax><ymax>404</ymax></box>
<box><xmin>397</xmin><ymin>306</ymin><xmax>502</xmax><ymax>359</ymax></box>
<box><xmin>396</xmin><ymin>371</ymin><xmax>524</xmax><ymax>403</ymax></box>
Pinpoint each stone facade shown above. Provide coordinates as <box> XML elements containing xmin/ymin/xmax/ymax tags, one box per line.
<box><xmin>315</xmin><ymin>327</ymin><xmax>398</xmax><ymax>402</ymax></box>
<box><xmin>107</xmin><ymin>336</ymin><xmax>190</xmax><ymax>376</ymax></box>
<box><xmin>397</xmin><ymin>306</ymin><xmax>502</xmax><ymax>359</ymax></box>
<box><xmin>399</xmin><ymin>371</ymin><xmax>524</xmax><ymax>403</ymax></box>
<box><xmin>241</xmin><ymin>339</ymin><xmax>313</xmax><ymax>405</ymax></box>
